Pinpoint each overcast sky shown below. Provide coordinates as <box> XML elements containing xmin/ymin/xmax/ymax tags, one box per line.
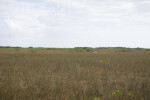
<box><xmin>0</xmin><ymin>0</ymin><xmax>150</xmax><ymax>48</ymax></box>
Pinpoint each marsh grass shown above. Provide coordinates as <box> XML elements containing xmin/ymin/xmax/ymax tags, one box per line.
<box><xmin>0</xmin><ymin>50</ymin><xmax>150</xmax><ymax>100</ymax></box>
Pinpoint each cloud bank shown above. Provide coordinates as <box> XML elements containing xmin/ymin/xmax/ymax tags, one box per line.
<box><xmin>0</xmin><ymin>0</ymin><xmax>150</xmax><ymax>47</ymax></box>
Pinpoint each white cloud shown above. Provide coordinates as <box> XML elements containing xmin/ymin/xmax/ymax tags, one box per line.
<box><xmin>0</xmin><ymin>0</ymin><xmax>150</xmax><ymax>47</ymax></box>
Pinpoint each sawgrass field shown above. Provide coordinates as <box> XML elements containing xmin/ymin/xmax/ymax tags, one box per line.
<box><xmin>0</xmin><ymin>48</ymin><xmax>150</xmax><ymax>100</ymax></box>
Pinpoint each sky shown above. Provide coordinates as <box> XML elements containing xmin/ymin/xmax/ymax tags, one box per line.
<box><xmin>0</xmin><ymin>0</ymin><xmax>150</xmax><ymax>48</ymax></box>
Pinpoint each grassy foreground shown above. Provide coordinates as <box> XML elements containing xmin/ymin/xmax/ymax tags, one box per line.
<box><xmin>0</xmin><ymin>50</ymin><xmax>150</xmax><ymax>100</ymax></box>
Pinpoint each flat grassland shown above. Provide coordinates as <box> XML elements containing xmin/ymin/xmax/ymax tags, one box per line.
<box><xmin>0</xmin><ymin>50</ymin><xmax>150</xmax><ymax>100</ymax></box>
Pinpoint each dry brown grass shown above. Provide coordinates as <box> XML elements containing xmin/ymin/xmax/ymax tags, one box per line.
<box><xmin>0</xmin><ymin>50</ymin><xmax>150</xmax><ymax>100</ymax></box>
